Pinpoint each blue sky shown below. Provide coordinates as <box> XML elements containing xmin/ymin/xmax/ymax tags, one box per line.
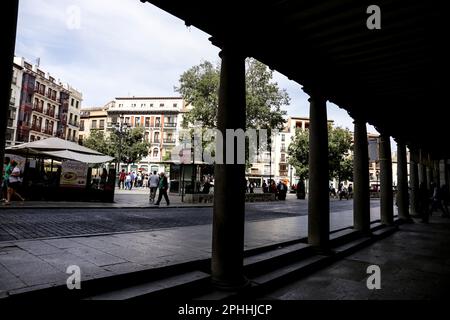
<box><xmin>15</xmin><ymin>0</ymin><xmax>380</xmax><ymax>136</ymax></box>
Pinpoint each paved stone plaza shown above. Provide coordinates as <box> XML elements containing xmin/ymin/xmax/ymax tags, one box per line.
<box><xmin>0</xmin><ymin>194</ymin><xmax>379</xmax><ymax>241</ymax></box>
<box><xmin>0</xmin><ymin>198</ymin><xmax>382</xmax><ymax>297</ymax></box>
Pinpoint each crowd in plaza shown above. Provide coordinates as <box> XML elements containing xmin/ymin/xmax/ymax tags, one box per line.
<box><xmin>117</xmin><ymin>169</ymin><xmax>170</xmax><ymax>206</ymax></box>
<box><xmin>259</xmin><ymin>179</ymin><xmax>289</xmax><ymax>200</ymax></box>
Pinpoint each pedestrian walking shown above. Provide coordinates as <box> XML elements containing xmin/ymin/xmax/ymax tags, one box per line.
<box><xmin>277</xmin><ymin>181</ymin><xmax>287</xmax><ymax>200</ymax></box>
<box><xmin>154</xmin><ymin>172</ymin><xmax>170</xmax><ymax>206</ymax></box>
<box><xmin>149</xmin><ymin>171</ymin><xmax>160</xmax><ymax>203</ymax></box>
<box><xmin>118</xmin><ymin>169</ymin><xmax>126</xmax><ymax>189</ymax></box>
<box><xmin>100</xmin><ymin>168</ymin><xmax>108</xmax><ymax>190</ymax></box>
<box><xmin>249</xmin><ymin>181</ymin><xmax>255</xmax><ymax>193</ymax></box>
<box><xmin>1</xmin><ymin>157</ymin><xmax>11</xmax><ymax>202</ymax></box>
<box><xmin>4</xmin><ymin>160</ymin><xmax>25</xmax><ymax>205</ymax></box>
<box><xmin>125</xmin><ymin>172</ymin><xmax>132</xmax><ymax>190</ymax></box>
<box><xmin>262</xmin><ymin>180</ymin><xmax>268</xmax><ymax>193</ymax></box>
<box><xmin>347</xmin><ymin>184</ymin><xmax>353</xmax><ymax>199</ymax></box>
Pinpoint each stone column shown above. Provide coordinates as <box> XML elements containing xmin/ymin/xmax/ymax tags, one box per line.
<box><xmin>435</xmin><ymin>160</ymin><xmax>441</xmax><ymax>187</ymax></box>
<box><xmin>419</xmin><ymin>149</ymin><xmax>427</xmax><ymax>186</ymax></box>
<box><xmin>0</xmin><ymin>0</ymin><xmax>19</xmax><ymax>177</ymax></box>
<box><xmin>379</xmin><ymin>134</ymin><xmax>394</xmax><ymax>225</ymax></box>
<box><xmin>426</xmin><ymin>165</ymin><xmax>432</xmax><ymax>189</ymax></box>
<box><xmin>445</xmin><ymin>159</ymin><xmax>449</xmax><ymax>186</ymax></box>
<box><xmin>396</xmin><ymin>140</ymin><xmax>410</xmax><ymax>220</ymax></box>
<box><xmin>211</xmin><ymin>45</ymin><xmax>248</xmax><ymax>289</ymax></box>
<box><xmin>353</xmin><ymin>118</ymin><xmax>370</xmax><ymax>233</ymax></box>
<box><xmin>409</xmin><ymin>147</ymin><xmax>420</xmax><ymax>216</ymax></box>
<box><xmin>307</xmin><ymin>92</ymin><xmax>330</xmax><ymax>248</ymax></box>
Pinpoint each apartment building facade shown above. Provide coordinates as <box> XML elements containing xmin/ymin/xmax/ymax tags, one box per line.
<box><xmin>106</xmin><ymin>97</ymin><xmax>186</xmax><ymax>173</ymax></box>
<box><xmin>246</xmin><ymin>116</ymin><xmax>334</xmax><ymax>186</ymax></box>
<box><xmin>78</xmin><ymin>104</ymin><xmax>110</xmax><ymax>145</ymax></box>
<box><xmin>6</xmin><ymin>62</ymin><xmax>23</xmax><ymax>146</ymax></box>
<box><xmin>12</xmin><ymin>57</ymin><xmax>82</xmax><ymax>144</ymax></box>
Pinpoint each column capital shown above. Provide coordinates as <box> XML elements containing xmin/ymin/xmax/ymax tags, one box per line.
<box><xmin>303</xmin><ymin>85</ymin><xmax>327</xmax><ymax>102</ymax></box>
<box><xmin>210</xmin><ymin>37</ymin><xmax>247</xmax><ymax>60</ymax></box>
<box><xmin>393</xmin><ymin>136</ymin><xmax>405</xmax><ymax>145</ymax></box>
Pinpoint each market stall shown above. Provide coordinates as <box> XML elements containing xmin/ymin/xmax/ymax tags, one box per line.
<box><xmin>5</xmin><ymin>137</ymin><xmax>116</xmax><ymax>202</ymax></box>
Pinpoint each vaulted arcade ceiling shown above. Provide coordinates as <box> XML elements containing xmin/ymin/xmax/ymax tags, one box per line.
<box><xmin>141</xmin><ymin>0</ymin><xmax>448</xmax><ymax>158</ymax></box>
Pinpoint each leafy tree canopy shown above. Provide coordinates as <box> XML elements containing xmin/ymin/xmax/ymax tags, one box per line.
<box><xmin>175</xmin><ymin>58</ymin><xmax>289</xmax><ymax>131</ymax></box>
<box><xmin>288</xmin><ymin>124</ymin><xmax>354</xmax><ymax>182</ymax></box>
<box><xmin>82</xmin><ymin>127</ymin><xmax>150</xmax><ymax>165</ymax></box>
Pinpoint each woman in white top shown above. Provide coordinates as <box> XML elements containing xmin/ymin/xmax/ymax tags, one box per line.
<box><xmin>4</xmin><ymin>160</ymin><xmax>25</xmax><ymax>205</ymax></box>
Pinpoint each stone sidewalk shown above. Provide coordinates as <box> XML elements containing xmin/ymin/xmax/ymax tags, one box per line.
<box><xmin>0</xmin><ymin>207</ymin><xmax>382</xmax><ymax>297</ymax></box>
<box><xmin>1</xmin><ymin>188</ymin><xmax>212</xmax><ymax>209</ymax></box>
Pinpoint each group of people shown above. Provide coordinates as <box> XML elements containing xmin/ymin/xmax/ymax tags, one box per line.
<box><xmin>261</xmin><ymin>179</ymin><xmax>288</xmax><ymax>200</ymax></box>
<box><xmin>118</xmin><ymin>170</ymin><xmax>170</xmax><ymax>206</ymax></box>
<box><xmin>330</xmin><ymin>183</ymin><xmax>353</xmax><ymax>200</ymax></box>
<box><xmin>1</xmin><ymin>157</ymin><xmax>25</xmax><ymax>205</ymax></box>
<box><xmin>118</xmin><ymin>170</ymin><xmax>148</xmax><ymax>190</ymax></box>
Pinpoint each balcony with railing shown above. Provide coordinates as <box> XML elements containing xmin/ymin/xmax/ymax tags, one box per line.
<box><xmin>33</xmin><ymin>103</ymin><xmax>44</xmax><ymax>114</ymax></box>
<box><xmin>34</xmin><ymin>88</ymin><xmax>46</xmax><ymax>97</ymax></box>
<box><xmin>42</xmin><ymin>127</ymin><xmax>53</xmax><ymax>135</ymax></box>
<box><xmin>68</xmin><ymin>120</ymin><xmax>80</xmax><ymax>127</ymax></box>
<box><xmin>163</xmin><ymin>138</ymin><xmax>176</xmax><ymax>144</ymax></box>
<box><xmin>18</xmin><ymin>121</ymin><xmax>30</xmax><ymax>129</ymax></box>
<box><xmin>153</xmin><ymin>139</ymin><xmax>161</xmax><ymax>144</ymax></box>
<box><xmin>44</xmin><ymin>108</ymin><xmax>55</xmax><ymax>118</ymax></box>
<box><xmin>164</xmin><ymin>122</ymin><xmax>177</xmax><ymax>128</ymax></box>
<box><xmin>31</xmin><ymin>124</ymin><xmax>41</xmax><ymax>132</ymax></box>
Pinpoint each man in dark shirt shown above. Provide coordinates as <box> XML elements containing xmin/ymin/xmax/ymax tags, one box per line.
<box><xmin>155</xmin><ymin>172</ymin><xmax>170</xmax><ymax>206</ymax></box>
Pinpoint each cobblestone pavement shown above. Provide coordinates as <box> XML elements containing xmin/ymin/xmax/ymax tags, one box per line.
<box><xmin>0</xmin><ymin>197</ymin><xmax>380</xmax><ymax>241</ymax></box>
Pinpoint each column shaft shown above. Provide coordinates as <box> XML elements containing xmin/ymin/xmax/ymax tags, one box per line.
<box><xmin>0</xmin><ymin>0</ymin><xmax>19</xmax><ymax>177</ymax></box>
<box><xmin>211</xmin><ymin>46</ymin><xmax>247</xmax><ymax>289</ymax></box>
<box><xmin>445</xmin><ymin>160</ymin><xmax>449</xmax><ymax>186</ymax></box>
<box><xmin>379</xmin><ymin>134</ymin><xmax>394</xmax><ymax>225</ymax></box>
<box><xmin>409</xmin><ymin>148</ymin><xmax>420</xmax><ymax>216</ymax></box>
<box><xmin>396</xmin><ymin>140</ymin><xmax>410</xmax><ymax>220</ymax></box>
<box><xmin>353</xmin><ymin>119</ymin><xmax>370</xmax><ymax>232</ymax></box>
<box><xmin>308</xmin><ymin>94</ymin><xmax>330</xmax><ymax>248</ymax></box>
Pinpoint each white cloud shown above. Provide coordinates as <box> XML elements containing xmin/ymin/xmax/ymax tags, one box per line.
<box><xmin>16</xmin><ymin>0</ymin><xmax>219</xmax><ymax>106</ymax></box>
<box><xmin>15</xmin><ymin>0</ymin><xmax>384</xmax><ymax>142</ymax></box>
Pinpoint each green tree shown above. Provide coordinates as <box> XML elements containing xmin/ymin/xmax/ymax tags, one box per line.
<box><xmin>175</xmin><ymin>58</ymin><xmax>289</xmax><ymax>130</ymax></box>
<box><xmin>288</xmin><ymin>124</ymin><xmax>354</xmax><ymax>183</ymax></box>
<box><xmin>109</xmin><ymin>127</ymin><xmax>150</xmax><ymax>165</ymax></box>
<box><xmin>287</xmin><ymin>128</ymin><xmax>310</xmax><ymax>180</ymax></box>
<box><xmin>82</xmin><ymin>130</ymin><xmax>112</xmax><ymax>156</ymax></box>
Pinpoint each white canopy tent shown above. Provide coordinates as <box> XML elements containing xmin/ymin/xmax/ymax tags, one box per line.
<box><xmin>6</xmin><ymin>137</ymin><xmax>114</xmax><ymax>164</ymax></box>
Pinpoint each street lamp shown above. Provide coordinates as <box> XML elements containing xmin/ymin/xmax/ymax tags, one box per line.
<box><xmin>376</xmin><ymin>169</ymin><xmax>380</xmax><ymax>192</ymax></box>
<box><xmin>268</xmin><ymin>134</ymin><xmax>272</xmax><ymax>185</ymax></box>
<box><xmin>112</xmin><ymin>114</ymin><xmax>129</xmax><ymax>172</ymax></box>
